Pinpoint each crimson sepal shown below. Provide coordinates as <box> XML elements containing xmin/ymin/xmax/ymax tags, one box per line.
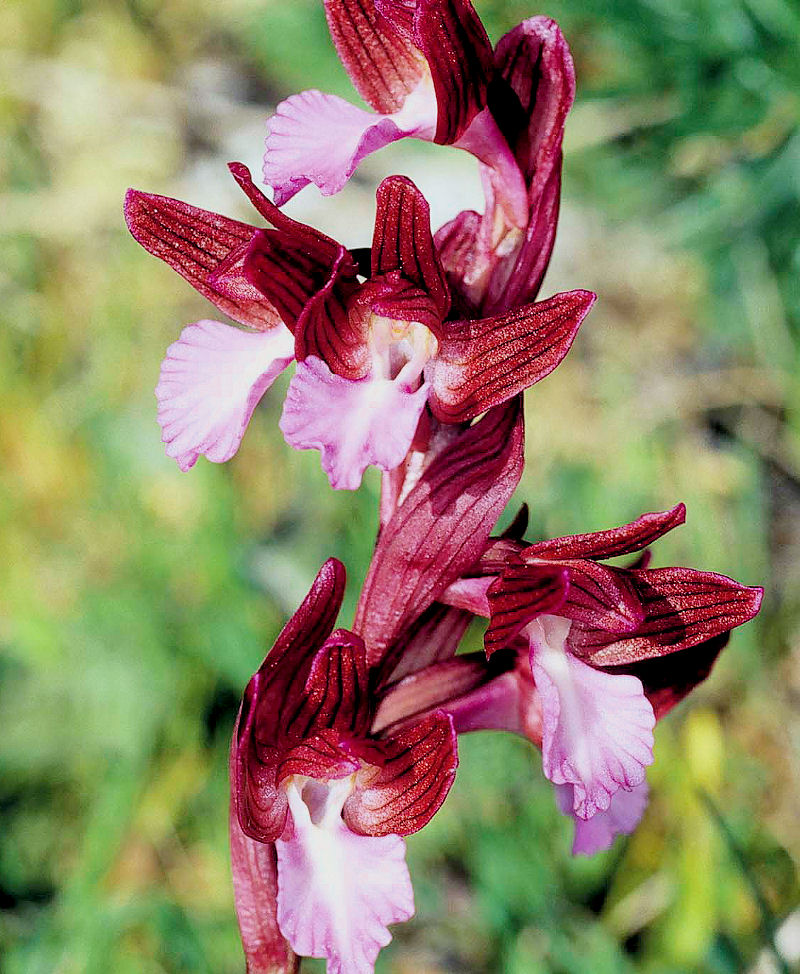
<box><xmin>232</xmin><ymin>165</ymin><xmax>367</xmax><ymax>379</ymax></box>
<box><xmin>432</xmin><ymin>209</ymin><xmax>483</xmax><ymax>316</ymax></box>
<box><xmin>278</xmin><ymin>728</ymin><xmax>361</xmax><ymax>785</ymax></box>
<box><xmin>372</xmin><ymin>176</ymin><xmax>450</xmax><ymax>321</ymax></box>
<box><xmin>123</xmin><ymin>189</ymin><xmax>281</xmax><ymax>330</ymax></box>
<box><xmin>428</xmin><ymin>289</ymin><xmax>596</xmax><ymax>423</ymax></box>
<box><xmin>492</xmin><ymin>17</ymin><xmax>575</xmax><ymax>196</ymax></box>
<box><xmin>525</xmin><ymin>504</ymin><xmax>687</xmax><ymax>561</ymax></box>
<box><xmin>552</xmin><ymin>560</ymin><xmax>644</xmax><ymax>633</ymax></box>
<box><xmin>374</xmin><ymin>0</ymin><xmax>415</xmax><ymax>36</ymax></box>
<box><xmin>414</xmin><ymin>0</ymin><xmax>494</xmax><ymax>144</ymax></box>
<box><xmin>345</xmin><ymin>711</ymin><xmax>457</xmax><ymax>835</ymax></box>
<box><xmin>281</xmin><ymin>631</ymin><xmax>371</xmax><ymax>742</ymax></box>
<box><xmin>228</xmin><ymin>799</ymin><xmax>298</xmax><ymax>974</ymax></box>
<box><xmin>488</xmin><ymin>165</ymin><xmax>562</xmax><ymax>313</ymax></box>
<box><xmin>568</xmin><ymin>569</ymin><xmax>764</xmax><ymax>666</ymax></box>
<box><xmin>323</xmin><ymin>0</ymin><xmax>423</xmax><ymax>114</ymax></box>
<box><xmin>373</xmin><ymin>653</ymin><xmax>498</xmax><ymax>732</ymax></box>
<box><xmin>354</xmin><ymin>397</ymin><xmax>525</xmax><ymax>664</ymax></box>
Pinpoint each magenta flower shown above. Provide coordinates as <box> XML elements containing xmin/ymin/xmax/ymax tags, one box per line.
<box><xmin>126</xmin><ymin>164</ymin><xmax>594</xmax><ymax>487</ymax></box>
<box><xmin>264</xmin><ymin>2</ymin><xmax>575</xmax><ymax>317</ymax></box>
<box><xmin>439</xmin><ymin>504</ymin><xmax>763</xmax><ymax>853</ymax></box>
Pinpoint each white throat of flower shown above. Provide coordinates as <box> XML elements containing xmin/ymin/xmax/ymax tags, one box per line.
<box><xmin>392</xmin><ymin>66</ymin><xmax>438</xmax><ymax>139</ymax></box>
<box><xmin>369</xmin><ymin>314</ymin><xmax>439</xmax><ymax>386</ymax></box>
<box><xmin>285</xmin><ymin>773</ymin><xmax>356</xmax><ymax>831</ymax></box>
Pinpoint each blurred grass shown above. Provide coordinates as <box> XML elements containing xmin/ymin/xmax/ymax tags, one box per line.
<box><xmin>0</xmin><ymin>0</ymin><xmax>798</xmax><ymax>971</ymax></box>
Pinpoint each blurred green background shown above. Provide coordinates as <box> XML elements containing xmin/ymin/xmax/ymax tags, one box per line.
<box><xmin>1</xmin><ymin>0</ymin><xmax>798</xmax><ymax>971</ymax></box>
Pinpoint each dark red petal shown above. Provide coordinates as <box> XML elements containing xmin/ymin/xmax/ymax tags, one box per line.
<box><xmin>344</xmin><ymin>711</ymin><xmax>457</xmax><ymax>835</ymax></box>
<box><xmin>372</xmin><ymin>175</ymin><xmax>450</xmax><ymax>320</ymax></box>
<box><xmin>229</xmin><ymin>800</ymin><xmax>298</xmax><ymax>974</ymax></box>
<box><xmin>284</xmin><ymin>630</ymin><xmax>371</xmax><ymax>739</ymax></box>
<box><xmin>483</xmin><ymin>19</ymin><xmax>575</xmax><ymax>312</ymax></box>
<box><xmin>245</xmin><ymin>231</ymin><xmax>366</xmax><ymax>378</ymax></box>
<box><xmin>557</xmin><ymin>560</ymin><xmax>645</xmax><ymax>633</ymax></box>
<box><xmin>485</xmin><ymin>564</ymin><xmax>569</xmax><ymax>655</ymax></box>
<box><xmin>231</xmin><ymin>700</ymin><xmax>288</xmax><ymax>850</ymax></box>
<box><xmin>570</xmin><ymin>569</ymin><xmax>763</xmax><ymax>666</ymax></box>
<box><xmin>229</xmin><ymin>162</ymin><xmax>356</xmax><ymax>266</ymax></box>
<box><xmin>413</xmin><ymin>0</ymin><xmax>494</xmax><ymax>144</ymax></box>
<box><xmin>525</xmin><ymin>504</ymin><xmax>687</xmax><ymax>561</ymax></box>
<box><xmin>479</xmin><ymin>536</ymin><xmax>526</xmax><ymax>572</ymax></box>
<box><xmin>256</xmin><ymin>559</ymin><xmax>348</xmax><ymax>720</ymax></box>
<box><xmin>432</xmin><ymin>208</ymin><xmax>483</xmax><ymax>318</ymax></box>
<box><xmin>614</xmin><ymin>633</ymin><xmax>730</xmax><ymax>721</ymax></box>
<box><xmin>323</xmin><ymin>0</ymin><xmax>423</xmax><ymax>114</ymax></box>
<box><xmin>486</xmin><ymin>164</ymin><xmax>562</xmax><ymax>313</ymax></box>
<box><xmin>354</xmin><ymin>397</ymin><xmax>525</xmax><ymax>664</ymax></box>
<box><xmin>124</xmin><ymin>189</ymin><xmax>280</xmax><ymax>330</ymax></box>
<box><xmin>231</xmin><ymin>163</ymin><xmax>366</xmax><ymax>376</ymax></box>
<box><xmin>374</xmin><ymin>0</ymin><xmax>416</xmax><ymax>38</ymax></box>
<box><xmin>429</xmin><ymin>289</ymin><xmax>595</xmax><ymax>423</ymax></box>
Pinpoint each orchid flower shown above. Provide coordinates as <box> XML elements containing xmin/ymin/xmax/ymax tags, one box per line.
<box><xmin>264</xmin><ymin>2</ymin><xmax>576</xmax><ymax>316</ymax></box>
<box><xmin>231</xmin><ymin>557</ymin><xmax>458</xmax><ymax>974</ymax></box>
<box><xmin>231</xmin><ymin>403</ymin><xmax>525</xmax><ymax>973</ymax></box>
<box><xmin>438</xmin><ymin>504</ymin><xmax>763</xmax><ymax>853</ymax></box>
<box><xmin>127</xmin><ymin>163</ymin><xmax>594</xmax><ymax>488</ymax></box>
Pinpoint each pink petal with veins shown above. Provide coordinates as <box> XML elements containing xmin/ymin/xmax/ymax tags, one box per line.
<box><xmin>276</xmin><ymin>780</ymin><xmax>414</xmax><ymax>974</ymax></box>
<box><xmin>529</xmin><ymin>616</ymin><xmax>655</xmax><ymax>819</ymax></box>
<box><xmin>264</xmin><ymin>88</ymin><xmax>436</xmax><ymax>205</ymax></box>
<box><xmin>280</xmin><ymin>356</ymin><xmax>429</xmax><ymax>490</ymax></box>
<box><xmin>156</xmin><ymin>320</ymin><xmax>295</xmax><ymax>471</ymax></box>
<box><xmin>556</xmin><ymin>780</ymin><xmax>649</xmax><ymax>855</ymax></box>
